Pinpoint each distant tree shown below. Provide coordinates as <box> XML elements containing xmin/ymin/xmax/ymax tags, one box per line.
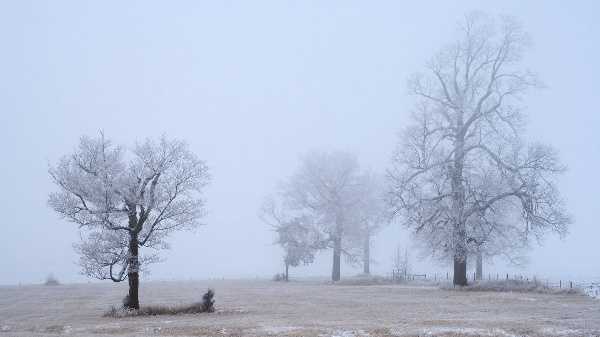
<box><xmin>387</xmin><ymin>13</ymin><xmax>571</xmax><ymax>286</ymax></box>
<box><xmin>275</xmin><ymin>151</ymin><xmax>366</xmax><ymax>281</ymax></box>
<box><xmin>48</xmin><ymin>133</ymin><xmax>210</xmax><ymax>309</ymax></box>
<box><xmin>261</xmin><ymin>197</ymin><xmax>326</xmax><ymax>281</ymax></box>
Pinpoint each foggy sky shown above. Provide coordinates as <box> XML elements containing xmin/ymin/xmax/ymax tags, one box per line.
<box><xmin>0</xmin><ymin>1</ymin><xmax>598</xmax><ymax>285</ymax></box>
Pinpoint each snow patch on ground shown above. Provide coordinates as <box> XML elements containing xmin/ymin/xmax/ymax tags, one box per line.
<box><xmin>539</xmin><ymin>327</ymin><xmax>591</xmax><ymax>336</ymax></box>
<box><xmin>319</xmin><ymin>329</ymin><xmax>370</xmax><ymax>337</ymax></box>
<box><xmin>261</xmin><ymin>326</ymin><xmax>303</xmax><ymax>334</ymax></box>
<box><xmin>0</xmin><ymin>325</ymin><xmax>11</xmax><ymax>332</ymax></box>
<box><xmin>390</xmin><ymin>327</ymin><xmax>518</xmax><ymax>337</ymax></box>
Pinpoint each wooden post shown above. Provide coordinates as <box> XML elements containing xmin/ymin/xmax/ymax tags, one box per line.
<box><xmin>559</xmin><ymin>280</ymin><xmax>562</xmax><ymax>288</ymax></box>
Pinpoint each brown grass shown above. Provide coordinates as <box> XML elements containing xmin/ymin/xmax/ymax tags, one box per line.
<box><xmin>104</xmin><ymin>301</ymin><xmax>210</xmax><ymax>317</ymax></box>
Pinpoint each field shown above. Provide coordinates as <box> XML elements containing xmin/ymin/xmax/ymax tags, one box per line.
<box><xmin>1</xmin><ymin>279</ymin><xmax>599</xmax><ymax>337</ymax></box>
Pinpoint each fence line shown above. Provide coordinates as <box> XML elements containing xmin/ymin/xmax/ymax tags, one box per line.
<box><xmin>388</xmin><ymin>269</ymin><xmax>600</xmax><ymax>296</ymax></box>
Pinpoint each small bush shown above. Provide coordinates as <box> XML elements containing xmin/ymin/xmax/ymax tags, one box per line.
<box><xmin>122</xmin><ymin>294</ymin><xmax>131</xmax><ymax>308</ymax></box>
<box><xmin>202</xmin><ymin>289</ymin><xmax>215</xmax><ymax>313</ymax></box>
<box><xmin>272</xmin><ymin>273</ymin><xmax>286</xmax><ymax>282</ymax></box>
<box><xmin>44</xmin><ymin>274</ymin><xmax>60</xmax><ymax>286</ymax></box>
<box><xmin>104</xmin><ymin>289</ymin><xmax>216</xmax><ymax>318</ymax></box>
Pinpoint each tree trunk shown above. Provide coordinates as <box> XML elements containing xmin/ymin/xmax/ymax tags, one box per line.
<box><xmin>451</xmin><ymin>118</ymin><xmax>467</xmax><ymax>286</ymax></box>
<box><xmin>362</xmin><ymin>234</ymin><xmax>370</xmax><ymax>275</ymax></box>
<box><xmin>284</xmin><ymin>262</ymin><xmax>289</xmax><ymax>282</ymax></box>
<box><xmin>475</xmin><ymin>251</ymin><xmax>483</xmax><ymax>281</ymax></box>
<box><xmin>332</xmin><ymin>237</ymin><xmax>341</xmax><ymax>282</ymax></box>
<box><xmin>453</xmin><ymin>255</ymin><xmax>468</xmax><ymax>286</ymax></box>
<box><xmin>126</xmin><ymin>234</ymin><xmax>140</xmax><ymax>310</ymax></box>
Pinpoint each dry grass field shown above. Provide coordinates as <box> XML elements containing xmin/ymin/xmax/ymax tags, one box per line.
<box><xmin>1</xmin><ymin>279</ymin><xmax>599</xmax><ymax>337</ymax></box>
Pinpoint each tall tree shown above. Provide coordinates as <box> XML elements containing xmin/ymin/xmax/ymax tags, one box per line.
<box><xmin>48</xmin><ymin>134</ymin><xmax>209</xmax><ymax>309</ymax></box>
<box><xmin>387</xmin><ymin>13</ymin><xmax>570</xmax><ymax>286</ymax></box>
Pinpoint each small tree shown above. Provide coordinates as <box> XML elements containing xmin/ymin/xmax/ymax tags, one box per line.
<box><xmin>48</xmin><ymin>133</ymin><xmax>210</xmax><ymax>309</ymax></box>
<box><xmin>261</xmin><ymin>198</ymin><xmax>326</xmax><ymax>281</ymax></box>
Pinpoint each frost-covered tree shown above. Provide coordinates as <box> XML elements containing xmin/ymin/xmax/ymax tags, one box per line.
<box><xmin>277</xmin><ymin>151</ymin><xmax>366</xmax><ymax>281</ymax></box>
<box><xmin>387</xmin><ymin>13</ymin><xmax>571</xmax><ymax>286</ymax></box>
<box><xmin>261</xmin><ymin>198</ymin><xmax>327</xmax><ymax>281</ymax></box>
<box><xmin>48</xmin><ymin>133</ymin><xmax>210</xmax><ymax>309</ymax></box>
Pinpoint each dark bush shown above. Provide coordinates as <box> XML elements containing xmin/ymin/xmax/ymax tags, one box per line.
<box><xmin>202</xmin><ymin>289</ymin><xmax>215</xmax><ymax>313</ymax></box>
<box><xmin>122</xmin><ymin>294</ymin><xmax>131</xmax><ymax>308</ymax></box>
<box><xmin>44</xmin><ymin>274</ymin><xmax>60</xmax><ymax>286</ymax></box>
<box><xmin>272</xmin><ymin>273</ymin><xmax>286</xmax><ymax>282</ymax></box>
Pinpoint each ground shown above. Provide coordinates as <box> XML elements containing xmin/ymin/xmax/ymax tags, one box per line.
<box><xmin>1</xmin><ymin>279</ymin><xmax>599</xmax><ymax>337</ymax></box>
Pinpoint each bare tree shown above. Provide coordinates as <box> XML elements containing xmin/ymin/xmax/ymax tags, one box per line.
<box><xmin>387</xmin><ymin>13</ymin><xmax>571</xmax><ymax>286</ymax></box>
<box><xmin>279</xmin><ymin>150</ymin><xmax>365</xmax><ymax>281</ymax></box>
<box><xmin>260</xmin><ymin>197</ymin><xmax>327</xmax><ymax>281</ymax></box>
<box><xmin>48</xmin><ymin>133</ymin><xmax>210</xmax><ymax>309</ymax></box>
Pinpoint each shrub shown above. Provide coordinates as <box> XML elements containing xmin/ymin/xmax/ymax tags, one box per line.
<box><xmin>122</xmin><ymin>294</ymin><xmax>131</xmax><ymax>308</ymax></box>
<box><xmin>44</xmin><ymin>274</ymin><xmax>60</xmax><ymax>286</ymax></box>
<box><xmin>272</xmin><ymin>273</ymin><xmax>286</xmax><ymax>282</ymax></box>
<box><xmin>202</xmin><ymin>289</ymin><xmax>215</xmax><ymax>313</ymax></box>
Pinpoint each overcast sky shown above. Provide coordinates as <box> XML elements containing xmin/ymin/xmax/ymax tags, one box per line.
<box><xmin>0</xmin><ymin>1</ymin><xmax>598</xmax><ymax>285</ymax></box>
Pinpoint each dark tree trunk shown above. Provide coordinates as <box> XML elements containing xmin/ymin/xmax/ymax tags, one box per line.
<box><xmin>362</xmin><ymin>234</ymin><xmax>370</xmax><ymax>275</ymax></box>
<box><xmin>126</xmin><ymin>234</ymin><xmax>140</xmax><ymax>310</ymax></box>
<box><xmin>475</xmin><ymin>251</ymin><xmax>483</xmax><ymax>281</ymax></box>
<box><xmin>284</xmin><ymin>262</ymin><xmax>289</xmax><ymax>282</ymax></box>
<box><xmin>453</xmin><ymin>255</ymin><xmax>468</xmax><ymax>286</ymax></box>
<box><xmin>332</xmin><ymin>237</ymin><xmax>341</xmax><ymax>282</ymax></box>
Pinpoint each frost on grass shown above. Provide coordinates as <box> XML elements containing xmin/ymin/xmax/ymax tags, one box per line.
<box><xmin>440</xmin><ymin>279</ymin><xmax>581</xmax><ymax>295</ymax></box>
<box><xmin>104</xmin><ymin>289</ymin><xmax>215</xmax><ymax>317</ymax></box>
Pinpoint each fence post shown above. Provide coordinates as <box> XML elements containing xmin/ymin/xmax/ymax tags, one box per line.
<box><xmin>570</xmin><ymin>281</ymin><xmax>573</xmax><ymax>289</ymax></box>
<box><xmin>559</xmin><ymin>280</ymin><xmax>562</xmax><ymax>288</ymax></box>
<box><xmin>446</xmin><ymin>272</ymin><xmax>448</xmax><ymax>280</ymax></box>
<box><xmin>506</xmin><ymin>273</ymin><xmax>509</xmax><ymax>280</ymax></box>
